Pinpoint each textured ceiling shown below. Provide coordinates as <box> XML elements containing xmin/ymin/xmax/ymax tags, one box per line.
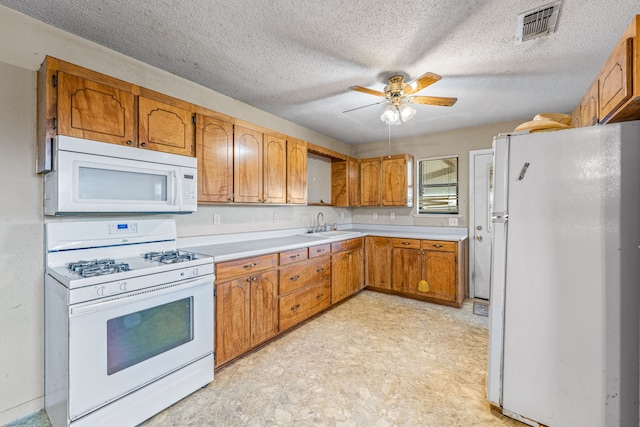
<box><xmin>2</xmin><ymin>0</ymin><xmax>639</xmax><ymax>145</ymax></box>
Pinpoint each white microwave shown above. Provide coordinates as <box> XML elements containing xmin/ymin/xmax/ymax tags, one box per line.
<box><xmin>44</xmin><ymin>136</ymin><xmax>197</xmax><ymax>215</ymax></box>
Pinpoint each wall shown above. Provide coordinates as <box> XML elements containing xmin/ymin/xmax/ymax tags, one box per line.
<box><xmin>351</xmin><ymin>120</ymin><xmax>526</xmax><ymax>228</ymax></box>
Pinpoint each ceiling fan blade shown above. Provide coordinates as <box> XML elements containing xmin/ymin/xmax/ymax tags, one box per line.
<box><xmin>342</xmin><ymin>100</ymin><xmax>388</xmax><ymax>113</ymax></box>
<box><xmin>409</xmin><ymin>96</ymin><xmax>457</xmax><ymax>107</ymax></box>
<box><xmin>403</xmin><ymin>72</ymin><xmax>441</xmax><ymax>95</ymax></box>
<box><xmin>349</xmin><ymin>86</ymin><xmax>386</xmax><ymax>97</ymax></box>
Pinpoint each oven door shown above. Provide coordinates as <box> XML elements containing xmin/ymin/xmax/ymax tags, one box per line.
<box><xmin>67</xmin><ymin>276</ymin><xmax>213</xmax><ymax>420</ymax></box>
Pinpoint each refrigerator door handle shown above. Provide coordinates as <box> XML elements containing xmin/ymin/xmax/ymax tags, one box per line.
<box><xmin>518</xmin><ymin>162</ymin><xmax>530</xmax><ymax>180</ymax></box>
<box><xmin>492</xmin><ymin>212</ymin><xmax>509</xmax><ymax>223</ymax></box>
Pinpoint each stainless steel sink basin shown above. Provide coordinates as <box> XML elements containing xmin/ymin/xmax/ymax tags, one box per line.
<box><xmin>303</xmin><ymin>230</ymin><xmax>362</xmax><ymax>239</ymax></box>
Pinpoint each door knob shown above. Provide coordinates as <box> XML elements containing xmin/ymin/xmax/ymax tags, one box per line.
<box><xmin>476</xmin><ymin>235</ymin><xmax>483</xmax><ymax>242</ymax></box>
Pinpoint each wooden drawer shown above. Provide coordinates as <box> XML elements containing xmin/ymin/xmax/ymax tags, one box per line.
<box><xmin>391</xmin><ymin>238</ymin><xmax>421</xmax><ymax>249</ymax></box>
<box><xmin>331</xmin><ymin>237</ymin><xmax>363</xmax><ymax>253</ymax></box>
<box><xmin>279</xmin><ymin>281</ymin><xmax>331</xmax><ymax>331</ymax></box>
<box><xmin>279</xmin><ymin>248</ymin><xmax>308</xmax><ymax>266</ymax></box>
<box><xmin>421</xmin><ymin>240</ymin><xmax>457</xmax><ymax>252</ymax></box>
<box><xmin>215</xmin><ymin>253</ymin><xmax>278</xmax><ymax>282</ymax></box>
<box><xmin>309</xmin><ymin>243</ymin><xmax>330</xmax><ymax>258</ymax></box>
<box><xmin>279</xmin><ymin>257</ymin><xmax>330</xmax><ymax>295</ymax></box>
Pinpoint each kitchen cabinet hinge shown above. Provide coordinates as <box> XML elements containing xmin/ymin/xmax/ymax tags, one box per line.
<box><xmin>52</xmin><ymin>74</ymin><xmax>57</xmax><ymax>87</ymax></box>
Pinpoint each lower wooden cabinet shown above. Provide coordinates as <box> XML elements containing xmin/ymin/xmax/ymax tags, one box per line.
<box><xmin>279</xmin><ymin>281</ymin><xmax>331</xmax><ymax>331</ymax></box>
<box><xmin>215</xmin><ymin>254</ymin><xmax>279</xmax><ymax>367</ymax></box>
<box><xmin>365</xmin><ymin>236</ymin><xmax>392</xmax><ymax>289</ymax></box>
<box><xmin>331</xmin><ymin>238</ymin><xmax>364</xmax><ymax>304</ymax></box>
<box><xmin>390</xmin><ymin>238</ymin><xmax>465</xmax><ymax>307</ymax></box>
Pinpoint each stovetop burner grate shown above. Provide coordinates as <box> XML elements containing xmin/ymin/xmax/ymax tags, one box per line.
<box><xmin>143</xmin><ymin>250</ymin><xmax>197</xmax><ymax>264</ymax></box>
<box><xmin>67</xmin><ymin>259</ymin><xmax>131</xmax><ymax>278</ymax></box>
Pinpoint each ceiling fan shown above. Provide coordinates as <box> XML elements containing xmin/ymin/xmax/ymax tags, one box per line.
<box><xmin>344</xmin><ymin>72</ymin><xmax>457</xmax><ymax>125</ymax></box>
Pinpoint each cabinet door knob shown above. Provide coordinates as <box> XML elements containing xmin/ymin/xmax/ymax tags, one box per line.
<box><xmin>126</xmin><ymin>140</ymin><xmax>133</xmax><ymax>145</ymax></box>
<box><xmin>140</xmin><ymin>142</ymin><xmax>147</xmax><ymax>147</ymax></box>
<box><xmin>290</xmin><ymin>275</ymin><xmax>300</xmax><ymax>281</ymax></box>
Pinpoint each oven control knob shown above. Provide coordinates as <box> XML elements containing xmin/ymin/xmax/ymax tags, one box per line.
<box><xmin>96</xmin><ymin>286</ymin><xmax>105</xmax><ymax>296</ymax></box>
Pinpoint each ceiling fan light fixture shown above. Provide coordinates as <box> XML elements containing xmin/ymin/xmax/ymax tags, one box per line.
<box><xmin>381</xmin><ymin>105</ymin><xmax>401</xmax><ymax>125</ymax></box>
<box><xmin>399</xmin><ymin>103</ymin><xmax>416</xmax><ymax>122</ymax></box>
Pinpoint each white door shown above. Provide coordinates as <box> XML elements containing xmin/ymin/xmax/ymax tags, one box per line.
<box><xmin>469</xmin><ymin>150</ymin><xmax>493</xmax><ymax>299</ymax></box>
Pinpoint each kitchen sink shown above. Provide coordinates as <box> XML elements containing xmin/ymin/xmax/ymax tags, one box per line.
<box><xmin>303</xmin><ymin>230</ymin><xmax>362</xmax><ymax>239</ymax></box>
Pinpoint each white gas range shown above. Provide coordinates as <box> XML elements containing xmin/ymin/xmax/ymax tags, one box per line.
<box><xmin>44</xmin><ymin>219</ymin><xmax>214</xmax><ymax>427</ymax></box>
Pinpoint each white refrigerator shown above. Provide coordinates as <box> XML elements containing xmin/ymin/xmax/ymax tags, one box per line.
<box><xmin>486</xmin><ymin>121</ymin><xmax>640</xmax><ymax>427</ymax></box>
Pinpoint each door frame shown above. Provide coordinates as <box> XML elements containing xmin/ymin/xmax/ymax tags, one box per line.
<box><xmin>468</xmin><ymin>148</ymin><xmax>493</xmax><ymax>299</ymax></box>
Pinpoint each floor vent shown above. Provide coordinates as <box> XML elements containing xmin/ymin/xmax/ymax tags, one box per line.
<box><xmin>516</xmin><ymin>1</ymin><xmax>562</xmax><ymax>44</ymax></box>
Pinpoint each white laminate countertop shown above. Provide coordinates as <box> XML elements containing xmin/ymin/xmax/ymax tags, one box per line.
<box><xmin>180</xmin><ymin>224</ymin><xmax>468</xmax><ymax>263</ymax></box>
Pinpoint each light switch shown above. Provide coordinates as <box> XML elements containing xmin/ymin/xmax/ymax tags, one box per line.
<box><xmin>214</xmin><ymin>214</ymin><xmax>221</xmax><ymax>225</ymax></box>
<box><xmin>448</xmin><ymin>217</ymin><xmax>458</xmax><ymax>226</ymax></box>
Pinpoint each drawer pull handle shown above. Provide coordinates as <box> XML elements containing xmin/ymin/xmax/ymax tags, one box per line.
<box><xmin>290</xmin><ymin>254</ymin><xmax>300</xmax><ymax>259</ymax></box>
<box><xmin>245</xmin><ymin>276</ymin><xmax>258</xmax><ymax>282</ymax></box>
<box><xmin>243</xmin><ymin>263</ymin><xmax>257</xmax><ymax>269</ymax></box>
<box><xmin>402</xmin><ymin>242</ymin><xmax>411</xmax><ymax>245</ymax></box>
<box><xmin>433</xmin><ymin>244</ymin><xmax>444</xmax><ymax>248</ymax></box>
<box><xmin>316</xmin><ymin>293</ymin><xmax>324</xmax><ymax>299</ymax></box>
<box><xmin>316</xmin><ymin>248</ymin><xmax>325</xmax><ymax>253</ymax></box>
<box><xmin>316</xmin><ymin>268</ymin><xmax>324</xmax><ymax>273</ymax></box>
<box><xmin>290</xmin><ymin>275</ymin><xmax>300</xmax><ymax>281</ymax></box>
<box><xmin>291</xmin><ymin>304</ymin><xmax>300</xmax><ymax>311</ymax></box>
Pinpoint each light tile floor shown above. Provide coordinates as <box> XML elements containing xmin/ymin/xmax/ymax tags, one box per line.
<box><xmin>9</xmin><ymin>291</ymin><xmax>522</xmax><ymax>427</ymax></box>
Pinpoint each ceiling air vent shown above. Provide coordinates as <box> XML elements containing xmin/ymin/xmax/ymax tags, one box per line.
<box><xmin>516</xmin><ymin>1</ymin><xmax>562</xmax><ymax>44</ymax></box>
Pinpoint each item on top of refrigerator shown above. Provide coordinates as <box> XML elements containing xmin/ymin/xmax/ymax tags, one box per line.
<box><xmin>514</xmin><ymin>112</ymin><xmax>573</xmax><ymax>133</ymax></box>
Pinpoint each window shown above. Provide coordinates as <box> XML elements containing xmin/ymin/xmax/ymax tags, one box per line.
<box><xmin>417</xmin><ymin>156</ymin><xmax>459</xmax><ymax>214</ymax></box>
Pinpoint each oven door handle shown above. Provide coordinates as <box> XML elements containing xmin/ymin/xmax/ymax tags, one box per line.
<box><xmin>69</xmin><ymin>275</ymin><xmax>213</xmax><ymax>317</ymax></box>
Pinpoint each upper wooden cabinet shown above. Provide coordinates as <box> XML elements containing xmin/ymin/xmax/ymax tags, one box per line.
<box><xmin>286</xmin><ymin>138</ymin><xmax>307</xmax><ymax>204</ymax></box>
<box><xmin>138</xmin><ymin>95</ymin><xmax>195</xmax><ymax>156</ymax></box>
<box><xmin>263</xmin><ymin>133</ymin><xmax>287</xmax><ymax>204</ymax></box>
<box><xmin>37</xmin><ymin>56</ymin><xmax>197</xmax><ymax>172</ymax></box>
<box><xmin>360</xmin><ymin>157</ymin><xmax>381</xmax><ymax>206</ymax></box>
<box><xmin>574</xmin><ymin>15</ymin><xmax>640</xmax><ymax>126</ymax></box>
<box><xmin>196</xmin><ymin>114</ymin><xmax>234</xmax><ymax>203</ymax></box>
<box><xmin>347</xmin><ymin>157</ymin><xmax>361</xmax><ymax>207</ymax></box>
<box><xmin>234</xmin><ymin>126</ymin><xmax>287</xmax><ymax>204</ymax></box>
<box><xmin>56</xmin><ymin>71</ymin><xmax>135</xmax><ymax>146</ymax></box>
<box><xmin>381</xmin><ymin>154</ymin><xmax>414</xmax><ymax>207</ymax></box>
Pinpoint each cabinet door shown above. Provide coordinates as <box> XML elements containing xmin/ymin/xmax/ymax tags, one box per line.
<box><xmin>381</xmin><ymin>156</ymin><xmax>407</xmax><ymax>206</ymax></box>
<box><xmin>391</xmin><ymin>247</ymin><xmax>423</xmax><ymax>294</ymax></box>
<box><xmin>56</xmin><ymin>71</ymin><xmax>135</xmax><ymax>146</ymax></box>
<box><xmin>250</xmin><ymin>270</ymin><xmax>279</xmax><ymax>346</ymax></box>
<box><xmin>196</xmin><ymin>114</ymin><xmax>233</xmax><ymax>203</ymax></box>
<box><xmin>351</xmin><ymin>244</ymin><xmax>365</xmax><ymax>292</ymax></box>
<box><xmin>365</xmin><ymin>237</ymin><xmax>392</xmax><ymax>289</ymax></box>
<box><xmin>138</xmin><ymin>96</ymin><xmax>195</xmax><ymax>156</ymax></box>
<box><xmin>423</xmin><ymin>250</ymin><xmax>457</xmax><ymax>302</ymax></box>
<box><xmin>579</xmin><ymin>81</ymin><xmax>599</xmax><ymax>127</ymax></box>
<box><xmin>348</xmin><ymin>157</ymin><xmax>361</xmax><ymax>207</ymax></box>
<box><xmin>331</xmin><ymin>250</ymin><xmax>352</xmax><ymax>304</ymax></box>
<box><xmin>286</xmin><ymin>138</ymin><xmax>307</xmax><ymax>204</ymax></box>
<box><xmin>599</xmin><ymin>37</ymin><xmax>633</xmax><ymax>122</ymax></box>
<box><xmin>215</xmin><ymin>278</ymin><xmax>251</xmax><ymax>366</ymax></box>
<box><xmin>234</xmin><ymin>126</ymin><xmax>263</xmax><ymax>203</ymax></box>
<box><xmin>360</xmin><ymin>158</ymin><xmax>381</xmax><ymax>206</ymax></box>
<box><xmin>263</xmin><ymin>133</ymin><xmax>287</xmax><ymax>203</ymax></box>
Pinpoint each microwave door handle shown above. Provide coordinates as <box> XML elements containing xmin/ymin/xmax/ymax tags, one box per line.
<box><xmin>172</xmin><ymin>170</ymin><xmax>178</xmax><ymax>206</ymax></box>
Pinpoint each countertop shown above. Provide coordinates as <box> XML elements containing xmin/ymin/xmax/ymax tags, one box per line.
<box><xmin>180</xmin><ymin>224</ymin><xmax>468</xmax><ymax>263</ymax></box>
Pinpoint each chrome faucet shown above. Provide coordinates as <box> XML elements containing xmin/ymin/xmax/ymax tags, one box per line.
<box><xmin>315</xmin><ymin>212</ymin><xmax>325</xmax><ymax>232</ymax></box>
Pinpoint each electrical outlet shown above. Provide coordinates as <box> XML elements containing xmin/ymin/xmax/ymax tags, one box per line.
<box><xmin>373</xmin><ymin>212</ymin><xmax>378</xmax><ymax>220</ymax></box>
<box><xmin>341</xmin><ymin>212</ymin><xmax>345</xmax><ymax>219</ymax></box>
<box><xmin>273</xmin><ymin>213</ymin><xmax>278</xmax><ymax>222</ymax></box>
<box><xmin>448</xmin><ymin>217</ymin><xmax>458</xmax><ymax>226</ymax></box>
<box><xmin>390</xmin><ymin>212</ymin><xmax>395</xmax><ymax>220</ymax></box>
<box><xmin>213</xmin><ymin>214</ymin><xmax>221</xmax><ymax>225</ymax></box>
